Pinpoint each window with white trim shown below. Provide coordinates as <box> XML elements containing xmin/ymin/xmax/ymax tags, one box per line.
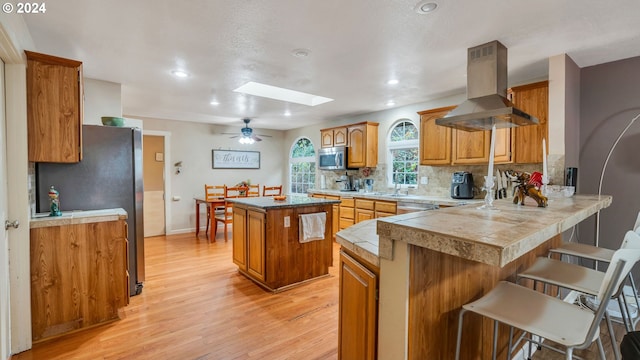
<box><xmin>289</xmin><ymin>137</ymin><xmax>316</xmax><ymax>194</ymax></box>
<box><xmin>387</xmin><ymin>120</ymin><xmax>419</xmax><ymax>187</ymax></box>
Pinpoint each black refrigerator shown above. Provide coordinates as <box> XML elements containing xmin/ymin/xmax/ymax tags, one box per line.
<box><xmin>36</xmin><ymin>125</ymin><xmax>145</xmax><ymax>296</ymax></box>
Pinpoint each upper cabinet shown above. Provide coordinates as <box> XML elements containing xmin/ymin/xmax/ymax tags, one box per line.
<box><xmin>26</xmin><ymin>50</ymin><xmax>84</xmax><ymax>163</ymax></box>
<box><xmin>508</xmin><ymin>81</ymin><xmax>549</xmax><ymax>164</ymax></box>
<box><xmin>418</xmin><ymin>106</ymin><xmax>453</xmax><ymax>165</ymax></box>
<box><xmin>347</xmin><ymin>122</ymin><xmax>379</xmax><ymax>168</ymax></box>
<box><xmin>320</xmin><ymin>122</ymin><xmax>379</xmax><ymax>168</ymax></box>
<box><xmin>419</xmin><ymin>107</ymin><xmax>511</xmax><ymax>165</ymax></box>
<box><xmin>320</xmin><ymin>126</ymin><xmax>347</xmax><ymax>148</ymax></box>
<box><xmin>452</xmin><ymin>127</ymin><xmax>511</xmax><ymax>165</ymax></box>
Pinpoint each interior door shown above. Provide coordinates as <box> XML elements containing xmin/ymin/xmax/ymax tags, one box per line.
<box><xmin>143</xmin><ymin>135</ymin><xmax>165</xmax><ymax>236</ymax></box>
<box><xmin>0</xmin><ymin>59</ymin><xmax>11</xmax><ymax>359</ymax></box>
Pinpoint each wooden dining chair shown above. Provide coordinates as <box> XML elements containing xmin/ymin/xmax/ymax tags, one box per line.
<box><xmin>247</xmin><ymin>184</ymin><xmax>260</xmax><ymax>197</ymax></box>
<box><xmin>204</xmin><ymin>184</ymin><xmax>225</xmax><ymax>237</ymax></box>
<box><xmin>214</xmin><ymin>185</ymin><xmax>246</xmax><ymax>241</ymax></box>
<box><xmin>263</xmin><ymin>185</ymin><xmax>283</xmax><ymax>197</ymax></box>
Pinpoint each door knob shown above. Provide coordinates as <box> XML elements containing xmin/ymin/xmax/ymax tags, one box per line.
<box><xmin>5</xmin><ymin>220</ymin><xmax>19</xmax><ymax>230</ymax></box>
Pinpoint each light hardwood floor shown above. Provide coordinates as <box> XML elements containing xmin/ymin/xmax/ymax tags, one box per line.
<box><xmin>14</xmin><ymin>231</ymin><xmax>339</xmax><ymax>360</ymax></box>
<box><xmin>11</xmin><ymin>230</ymin><xmax>630</xmax><ymax>359</ymax></box>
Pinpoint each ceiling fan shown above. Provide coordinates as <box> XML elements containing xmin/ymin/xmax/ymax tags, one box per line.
<box><xmin>225</xmin><ymin>118</ymin><xmax>272</xmax><ymax>143</ymax></box>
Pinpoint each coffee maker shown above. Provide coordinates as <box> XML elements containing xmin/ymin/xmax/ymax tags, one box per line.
<box><xmin>337</xmin><ymin>173</ymin><xmax>353</xmax><ymax>191</ymax></box>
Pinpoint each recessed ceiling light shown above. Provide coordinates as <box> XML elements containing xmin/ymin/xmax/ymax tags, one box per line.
<box><xmin>210</xmin><ymin>100</ymin><xmax>219</xmax><ymax>106</ymax></box>
<box><xmin>284</xmin><ymin>110</ymin><xmax>292</xmax><ymax>117</ymax></box>
<box><xmin>291</xmin><ymin>48</ymin><xmax>311</xmax><ymax>58</ymax></box>
<box><xmin>414</xmin><ymin>1</ymin><xmax>438</xmax><ymax>14</ymax></box>
<box><xmin>171</xmin><ymin>70</ymin><xmax>189</xmax><ymax>78</ymax></box>
<box><xmin>387</xmin><ymin>79</ymin><xmax>399</xmax><ymax>85</ymax></box>
<box><xmin>386</xmin><ymin>100</ymin><xmax>396</xmax><ymax>107</ymax></box>
<box><xmin>234</xmin><ymin>81</ymin><xmax>333</xmax><ymax>107</ymax></box>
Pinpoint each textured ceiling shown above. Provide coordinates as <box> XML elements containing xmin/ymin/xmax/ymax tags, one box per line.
<box><xmin>23</xmin><ymin>0</ymin><xmax>640</xmax><ymax>130</ymax></box>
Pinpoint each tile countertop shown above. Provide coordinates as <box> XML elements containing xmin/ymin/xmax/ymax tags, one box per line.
<box><xmin>377</xmin><ymin>194</ymin><xmax>613</xmax><ymax>267</ymax></box>
<box><xmin>307</xmin><ymin>189</ymin><xmax>483</xmax><ymax>207</ymax></box>
<box><xmin>227</xmin><ymin>195</ymin><xmax>340</xmax><ymax>209</ymax></box>
<box><xmin>30</xmin><ymin>208</ymin><xmax>128</xmax><ymax>229</ymax></box>
<box><xmin>336</xmin><ymin>219</ymin><xmax>380</xmax><ymax>267</ymax></box>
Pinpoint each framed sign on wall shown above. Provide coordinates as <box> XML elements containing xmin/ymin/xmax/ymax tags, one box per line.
<box><xmin>212</xmin><ymin>150</ymin><xmax>260</xmax><ymax>169</ymax></box>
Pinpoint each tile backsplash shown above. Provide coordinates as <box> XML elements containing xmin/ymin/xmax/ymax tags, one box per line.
<box><xmin>316</xmin><ymin>155</ymin><xmax>565</xmax><ymax>199</ymax></box>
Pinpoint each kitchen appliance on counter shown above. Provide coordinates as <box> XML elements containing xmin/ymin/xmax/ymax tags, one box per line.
<box><xmin>318</xmin><ymin>146</ymin><xmax>346</xmax><ymax>170</ymax></box>
<box><xmin>364</xmin><ymin>179</ymin><xmax>374</xmax><ymax>193</ymax></box>
<box><xmin>451</xmin><ymin>171</ymin><xmax>474</xmax><ymax>199</ymax></box>
<box><xmin>336</xmin><ymin>173</ymin><xmax>355</xmax><ymax>191</ymax></box>
<box><xmin>36</xmin><ymin>125</ymin><xmax>145</xmax><ymax>296</ymax></box>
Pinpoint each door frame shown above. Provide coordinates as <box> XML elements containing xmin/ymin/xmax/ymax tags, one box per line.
<box><xmin>142</xmin><ymin>130</ymin><xmax>171</xmax><ymax>235</ymax></box>
<box><xmin>1</xmin><ymin>20</ymin><xmax>34</xmax><ymax>354</ymax></box>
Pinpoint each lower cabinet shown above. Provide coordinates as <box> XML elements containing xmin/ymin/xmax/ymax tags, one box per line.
<box><xmin>339</xmin><ymin>249</ymin><xmax>378</xmax><ymax>360</ymax></box>
<box><xmin>232</xmin><ymin>206</ymin><xmax>248</xmax><ymax>271</ymax></box>
<box><xmin>355</xmin><ymin>199</ymin><xmax>375</xmax><ymax>223</ymax></box>
<box><xmin>247</xmin><ymin>209</ymin><xmax>266</xmax><ymax>281</ymax></box>
<box><xmin>30</xmin><ymin>219</ymin><xmax>128</xmax><ymax>341</ymax></box>
<box><xmin>339</xmin><ymin>198</ymin><xmax>355</xmax><ymax>230</ymax></box>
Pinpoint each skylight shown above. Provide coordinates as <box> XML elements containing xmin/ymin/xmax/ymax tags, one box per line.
<box><xmin>233</xmin><ymin>81</ymin><xmax>333</xmax><ymax>107</ymax></box>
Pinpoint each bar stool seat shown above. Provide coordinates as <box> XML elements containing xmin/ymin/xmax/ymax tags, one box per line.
<box><xmin>456</xmin><ymin>238</ymin><xmax>640</xmax><ymax>360</ymax></box>
<box><xmin>517</xmin><ymin>230</ymin><xmax>640</xmax><ymax>360</ymax></box>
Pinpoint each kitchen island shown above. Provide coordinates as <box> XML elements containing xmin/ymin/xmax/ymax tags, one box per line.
<box><xmin>228</xmin><ymin>196</ymin><xmax>340</xmax><ymax>292</ymax></box>
<box><xmin>336</xmin><ymin>195</ymin><xmax>612</xmax><ymax>359</ymax></box>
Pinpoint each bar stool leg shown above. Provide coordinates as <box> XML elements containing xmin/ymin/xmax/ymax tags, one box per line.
<box><xmin>605</xmin><ymin>312</ymin><xmax>621</xmax><ymax>360</ymax></box>
<box><xmin>492</xmin><ymin>320</ymin><xmax>498</xmax><ymax>360</ymax></box>
<box><xmin>628</xmin><ymin>272</ymin><xmax>639</xmax><ymax>330</ymax></box>
<box><xmin>596</xmin><ymin>336</ymin><xmax>606</xmax><ymax>360</ymax></box>
<box><xmin>507</xmin><ymin>326</ymin><xmax>514</xmax><ymax>360</ymax></box>
<box><xmin>455</xmin><ymin>308</ymin><xmax>467</xmax><ymax>360</ymax></box>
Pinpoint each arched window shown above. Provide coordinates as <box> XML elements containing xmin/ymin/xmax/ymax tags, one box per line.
<box><xmin>387</xmin><ymin>120</ymin><xmax>419</xmax><ymax>187</ymax></box>
<box><xmin>289</xmin><ymin>137</ymin><xmax>316</xmax><ymax>194</ymax></box>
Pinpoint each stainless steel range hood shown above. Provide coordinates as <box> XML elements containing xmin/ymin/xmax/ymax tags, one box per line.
<box><xmin>436</xmin><ymin>40</ymin><xmax>538</xmax><ymax>132</ymax></box>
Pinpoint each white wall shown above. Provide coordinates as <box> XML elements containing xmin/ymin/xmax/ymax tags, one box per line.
<box><xmin>83</xmin><ymin>79</ymin><xmax>122</xmax><ymax>125</ymax></box>
<box><xmin>136</xmin><ymin>116</ymin><xmax>285</xmax><ymax>234</ymax></box>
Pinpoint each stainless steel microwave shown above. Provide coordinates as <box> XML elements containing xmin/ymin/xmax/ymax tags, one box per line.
<box><xmin>318</xmin><ymin>146</ymin><xmax>346</xmax><ymax>170</ymax></box>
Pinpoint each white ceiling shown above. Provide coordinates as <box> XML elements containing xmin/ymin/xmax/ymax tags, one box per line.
<box><xmin>23</xmin><ymin>0</ymin><xmax>640</xmax><ymax>131</ymax></box>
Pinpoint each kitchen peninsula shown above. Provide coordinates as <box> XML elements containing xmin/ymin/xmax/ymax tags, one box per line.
<box><xmin>229</xmin><ymin>196</ymin><xmax>340</xmax><ymax>292</ymax></box>
<box><xmin>336</xmin><ymin>195</ymin><xmax>612</xmax><ymax>359</ymax></box>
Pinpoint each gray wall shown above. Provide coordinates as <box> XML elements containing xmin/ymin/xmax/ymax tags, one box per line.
<box><xmin>578</xmin><ymin>56</ymin><xmax>640</xmax><ymax>259</ymax></box>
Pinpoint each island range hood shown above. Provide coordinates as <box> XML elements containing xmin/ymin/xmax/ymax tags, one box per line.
<box><xmin>436</xmin><ymin>40</ymin><xmax>538</xmax><ymax>132</ymax></box>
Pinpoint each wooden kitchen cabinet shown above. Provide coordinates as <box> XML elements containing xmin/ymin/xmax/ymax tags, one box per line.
<box><xmin>347</xmin><ymin>122</ymin><xmax>379</xmax><ymax>168</ymax></box>
<box><xmin>339</xmin><ymin>198</ymin><xmax>355</xmax><ymax>230</ymax></box>
<box><xmin>419</xmin><ymin>106</ymin><xmax>510</xmax><ymax>165</ymax></box>
<box><xmin>374</xmin><ymin>200</ymin><xmax>397</xmax><ymax>218</ymax></box>
<box><xmin>419</xmin><ymin>106</ymin><xmax>454</xmax><ymax>165</ymax></box>
<box><xmin>30</xmin><ymin>219</ymin><xmax>128</xmax><ymax>341</ymax></box>
<box><xmin>509</xmin><ymin>81</ymin><xmax>549</xmax><ymax>163</ymax></box>
<box><xmin>247</xmin><ymin>209</ymin><xmax>266</xmax><ymax>282</ymax></box>
<box><xmin>232</xmin><ymin>206</ymin><xmax>248</xmax><ymax>271</ymax></box>
<box><xmin>320</xmin><ymin>126</ymin><xmax>348</xmax><ymax>148</ymax></box>
<box><xmin>339</xmin><ymin>249</ymin><xmax>378</xmax><ymax>360</ymax></box>
<box><xmin>451</xmin><ymin>127</ymin><xmax>511</xmax><ymax>165</ymax></box>
<box><xmin>26</xmin><ymin>50</ymin><xmax>84</xmax><ymax>163</ymax></box>
<box><xmin>354</xmin><ymin>199</ymin><xmax>375</xmax><ymax>223</ymax></box>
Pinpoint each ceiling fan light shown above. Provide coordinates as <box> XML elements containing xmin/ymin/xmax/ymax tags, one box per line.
<box><xmin>239</xmin><ymin>136</ymin><xmax>255</xmax><ymax>145</ymax></box>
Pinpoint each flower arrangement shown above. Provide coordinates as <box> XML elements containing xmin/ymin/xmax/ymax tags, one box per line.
<box><xmin>236</xmin><ymin>179</ymin><xmax>251</xmax><ymax>195</ymax></box>
<box><xmin>236</xmin><ymin>179</ymin><xmax>251</xmax><ymax>187</ymax></box>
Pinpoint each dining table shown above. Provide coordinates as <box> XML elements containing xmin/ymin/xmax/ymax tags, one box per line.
<box><xmin>194</xmin><ymin>197</ymin><xmax>225</xmax><ymax>241</ymax></box>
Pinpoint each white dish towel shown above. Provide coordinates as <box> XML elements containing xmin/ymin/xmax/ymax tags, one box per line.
<box><xmin>299</xmin><ymin>212</ymin><xmax>326</xmax><ymax>243</ymax></box>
